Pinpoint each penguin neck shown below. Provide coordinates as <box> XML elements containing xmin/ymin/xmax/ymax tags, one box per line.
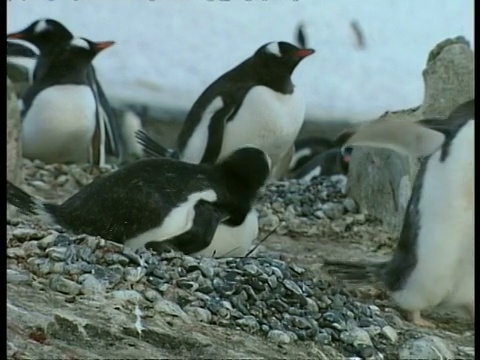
<box><xmin>37</xmin><ymin>64</ymin><xmax>90</xmax><ymax>86</ymax></box>
<box><xmin>256</xmin><ymin>69</ymin><xmax>295</xmax><ymax>94</ymax></box>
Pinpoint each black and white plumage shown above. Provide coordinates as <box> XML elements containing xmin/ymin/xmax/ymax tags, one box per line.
<box><xmin>288</xmin><ymin>129</ymin><xmax>355</xmax><ymax>179</ymax></box>
<box><xmin>19</xmin><ymin>37</ymin><xmax>115</xmax><ymax>165</ymax></box>
<box><xmin>136</xmin><ymin>41</ymin><xmax>315</xmax><ymax>180</ymax></box>
<box><xmin>325</xmin><ymin>99</ymin><xmax>475</xmax><ymax>327</ymax></box>
<box><xmin>289</xmin><ymin>148</ymin><xmax>349</xmax><ymax>181</ymax></box>
<box><xmin>7</xmin><ymin>19</ymin><xmax>124</xmax><ymax>165</ymax></box>
<box><xmin>7</xmin><ymin>146</ymin><xmax>271</xmax><ymax>258</ymax></box>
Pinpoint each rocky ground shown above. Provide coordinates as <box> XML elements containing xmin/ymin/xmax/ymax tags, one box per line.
<box><xmin>7</xmin><ymin>158</ymin><xmax>474</xmax><ymax>360</ymax></box>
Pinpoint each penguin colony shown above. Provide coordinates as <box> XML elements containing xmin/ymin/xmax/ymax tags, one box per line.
<box><xmin>6</xmin><ymin>18</ymin><xmax>474</xmax><ymax>328</ymax></box>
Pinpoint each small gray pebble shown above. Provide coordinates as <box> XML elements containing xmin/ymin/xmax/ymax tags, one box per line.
<box><xmin>79</xmin><ymin>274</ymin><xmax>106</xmax><ymax>295</ymax></box>
<box><xmin>235</xmin><ymin>316</ymin><xmax>260</xmax><ymax>332</ymax></box>
<box><xmin>7</xmin><ymin>269</ymin><xmax>31</xmax><ymax>284</ymax></box>
<box><xmin>398</xmin><ymin>335</ymin><xmax>454</xmax><ymax>360</ymax></box>
<box><xmin>154</xmin><ymin>299</ymin><xmax>188</xmax><ymax>318</ymax></box>
<box><xmin>267</xmin><ymin>329</ymin><xmax>291</xmax><ymax>344</ymax></box>
<box><xmin>184</xmin><ymin>306</ymin><xmax>212</xmax><ymax>323</ymax></box>
<box><xmin>49</xmin><ymin>274</ymin><xmax>81</xmax><ymax>295</ymax></box>
<box><xmin>45</xmin><ymin>246</ymin><xmax>67</xmax><ymax>261</ymax></box>
<box><xmin>111</xmin><ymin>290</ymin><xmax>144</xmax><ymax>302</ymax></box>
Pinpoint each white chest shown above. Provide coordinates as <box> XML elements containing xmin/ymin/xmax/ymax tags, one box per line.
<box><xmin>22</xmin><ymin>85</ymin><xmax>97</xmax><ymax>164</ymax></box>
<box><xmin>193</xmin><ymin>209</ymin><xmax>259</xmax><ymax>258</ymax></box>
<box><xmin>395</xmin><ymin>120</ymin><xmax>474</xmax><ymax>309</ymax></box>
<box><xmin>220</xmin><ymin>86</ymin><xmax>305</xmax><ymax>163</ymax></box>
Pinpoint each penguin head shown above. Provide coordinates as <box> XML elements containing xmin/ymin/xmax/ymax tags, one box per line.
<box><xmin>254</xmin><ymin>41</ymin><xmax>315</xmax><ymax>75</ymax></box>
<box><xmin>218</xmin><ymin>146</ymin><xmax>271</xmax><ymax>192</ymax></box>
<box><xmin>54</xmin><ymin>37</ymin><xmax>115</xmax><ymax>64</ymax></box>
<box><xmin>7</xmin><ymin>18</ymin><xmax>73</xmax><ymax>52</ymax></box>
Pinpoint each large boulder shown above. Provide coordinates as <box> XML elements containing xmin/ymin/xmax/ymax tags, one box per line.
<box><xmin>7</xmin><ymin>77</ymin><xmax>22</xmax><ymax>186</ymax></box>
<box><xmin>347</xmin><ymin>36</ymin><xmax>474</xmax><ymax>235</ymax></box>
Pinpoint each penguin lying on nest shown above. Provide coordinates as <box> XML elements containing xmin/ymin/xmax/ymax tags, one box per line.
<box><xmin>323</xmin><ymin>99</ymin><xmax>474</xmax><ymax>328</ymax></box>
<box><xmin>7</xmin><ymin>146</ymin><xmax>271</xmax><ymax>258</ymax></box>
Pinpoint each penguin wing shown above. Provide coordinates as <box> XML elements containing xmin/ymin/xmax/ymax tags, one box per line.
<box><xmin>341</xmin><ymin>119</ymin><xmax>446</xmax><ymax>158</ymax></box>
<box><xmin>88</xmin><ymin>67</ymin><xmax>123</xmax><ymax>161</ymax></box>
<box><xmin>200</xmin><ymin>83</ymin><xmax>254</xmax><ymax>163</ymax></box>
<box><xmin>146</xmin><ymin>200</ymin><xmax>230</xmax><ymax>255</ymax></box>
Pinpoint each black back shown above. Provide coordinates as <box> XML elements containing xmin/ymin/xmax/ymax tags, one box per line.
<box><xmin>42</xmin><ymin>147</ymin><xmax>269</xmax><ymax>243</ymax></box>
<box><xmin>177</xmin><ymin>41</ymin><xmax>314</xmax><ymax>163</ymax></box>
<box><xmin>383</xmin><ymin>98</ymin><xmax>474</xmax><ymax>291</ymax></box>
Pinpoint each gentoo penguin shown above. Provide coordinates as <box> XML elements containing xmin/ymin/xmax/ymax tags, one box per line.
<box><xmin>136</xmin><ymin>42</ymin><xmax>314</xmax><ymax>180</ymax></box>
<box><xmin>289</xmin><ymin>129</ymin><xmax>355</xmax><ymax>178</ymax></box>
<box><xmin>7</xmin><ymin>19</ymin><xmax>124</xmax><ymax>164</ymax></box>
<box><xmin>326</xmin><ymin>99</ymin><xmax>474</xmax><ymax>327</ymax></box>
<box><xmin>7</xmin><ymin>146</ymin><xmax>271</xmax><ymax>258</ymax></box>
<box><xmin>20</xmin><ymin>37</ymin><xmax>115</xmax><ymax>164</ymax></box>
<box><xmin>289</xmin><ymin>148</ymin><xmax>349</xmax><ymax>181</ymax></box>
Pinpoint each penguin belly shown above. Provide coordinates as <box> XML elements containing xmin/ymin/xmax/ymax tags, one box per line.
<box><xmin>219</xmin><ymin>86</ymin><xmax>305</xmax><ymax>176</ymax></box>
<box><xmin>22</xmin><ymin>85</ymin><xmax>97</xmax><ymax>164</ymax></box>
<box><xmin>391</xmin><ymin>120</ymin><xmax>474</xmax><ymax>312</ymax></box>
<box><xmin>193</xmin><ymin>209</ymin><xmax>259</xmax><ymax>258</ymax></box>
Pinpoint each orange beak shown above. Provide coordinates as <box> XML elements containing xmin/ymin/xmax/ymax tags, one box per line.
<box><xmin>7</xmin><ymin>32</ymin><xmax>26</xmax><ymax>40</ymax></box>
<box><xmin>295</xmin><ymin>48</ymin><xmax>315</xmax><ymax>58</ymax></box>
<box><xmin>93</xmin><ymin>41</ymin><xmax>115</xmax><ymax>52</ymax></box>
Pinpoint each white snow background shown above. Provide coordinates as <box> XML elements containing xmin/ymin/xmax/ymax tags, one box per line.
<box><xmin>7</xmin><ymin>0</ymin><xmax>474</xmax><ymax>122</ymax></box>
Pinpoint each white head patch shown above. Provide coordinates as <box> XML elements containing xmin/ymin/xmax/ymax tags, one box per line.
<box><xmin>70</xmin><ymin>38</ymin><xmax>90</xmax><ymax>50</ymax></box>
<box><xmin>34</xmin><ymin>19</ymin><xmax>49</xmax><ymax>34</ymax></box>
<box><xmin>265</xmin><ymin>42</ymin><xmax>282</xmax><ymax>57</ymax></box>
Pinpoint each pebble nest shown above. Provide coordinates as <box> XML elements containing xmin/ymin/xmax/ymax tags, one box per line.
<box><xmin>7</xmin><ymin>160</ymin><xmax>473</xmax><ymax>360</ymax></box>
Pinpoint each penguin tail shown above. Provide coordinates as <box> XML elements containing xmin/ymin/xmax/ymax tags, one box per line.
<box><xmin>322</xmin><ymin>258</ymin><xmax>387</xmax><ymax>283</ymax></box>
<box><xmin>7</xmin><ymin>181</ymin><xmax>57</xmax><ymax>223</ymax></box>
<box><xmin>134</xmin><ymin>129</ymin><xmax>179</xmax><ymax>159</ymax></box>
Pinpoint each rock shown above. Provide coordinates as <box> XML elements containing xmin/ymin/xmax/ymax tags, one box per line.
<box><xmin>7</xmin><ymin>77</ymin><xmax>22</xmax><ymax>186</ymax></box>
<box><xmin>398</xmin><ymin>335</ymin><xmax>455</xmax><ymax>360</ymax></box>
<box><xmin>347</xmin><ymin>37</ymin><xmax>474</xmax><ymax>234</ymax></box>
<box><xmin>421</xmin><ymin>36</ymin><xmax>475</xmax><ymax>118</ymax></box>
<box><xmin>381</xmin><ymin>325</ymin><xmax>398</xmax><ymax>343</ymax></box>
<box><xmin>49</xmin><ymin>275</ymin><xmax>82</xmax><ymax>296</ymax></box>
<box><xmin>7</xmin><ymin>269</ymin><xmax>31</xmax><ymax>284</ymax></box>
<box><xmin>110</xmin><ymin>290</ymin><xmax>144</xmax><ymax>302</ymax></box>
<box><xmin>340</xmin><ymin>327</ymin><xmax>373</xmax><ymax>347</ymax></box>
<box><xmin>184</xmin><ymin>306</ymin><xmax>212</xmax><ymax>323</ymax></box>
<box><xmin>267</xmin><ymin>329</ymin><xmax>291</xmax><ymax>344</ymax></box>
<box><xmin>154</xmin><ymin>298</ymin><xmax>188</xmax><ymax>319</ymax></box>
<box><xmin>79</xmin><ymin>274</ymin><xmax>107</xmax><ymax>295</ymax></box>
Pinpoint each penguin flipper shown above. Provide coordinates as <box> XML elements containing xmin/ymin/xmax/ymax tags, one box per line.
<box><xmin>145</xmin><ymin>200</ymin><xmax>228</xmax><ymax>255</ymax></box>
<box><xmin>88</xmin><ymin>67</ymin><xmax>124</xmax><ymax>161</ymax></box>
<box><xmin>201</xmin><ymin>100</ymin><xmax>238</xmax><ymax>163</ymax></box>
<box><xmin>135</xmin><ymin>129</ymin><xmax>179</xmax><ymax>159</ymax></box>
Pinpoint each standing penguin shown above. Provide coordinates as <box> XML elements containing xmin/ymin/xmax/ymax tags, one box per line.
<box><xmin>325</xmin><ymin>99</ymin><xmax>474</xmax><ymax>327</ymax></box>
<box><xmin>20</xmin><ymin>37</ymin><xmax>115</xmax><ymax>165</ymax></box>
<box><xmin>137</xmin><ymin>41</ymin><xmax>315</xmax><ymax>180</ymax></box>
<box><xmin>7</xmin><ymin>18</ymin><xmax>124</xmax><ymax>165</ymax></box>
<box><xmin>7</xmin><ymin>146</ymin><xmax>271</xmax><ymax>258</ymax></box>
